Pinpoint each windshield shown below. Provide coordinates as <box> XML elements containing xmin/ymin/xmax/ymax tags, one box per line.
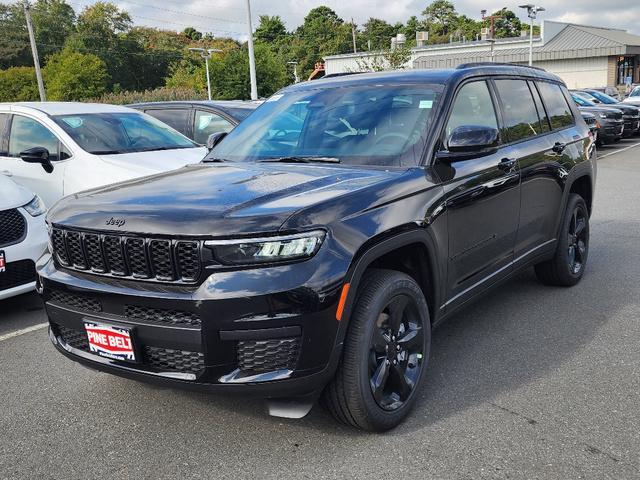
<box><xmin>207</xmin><ymin>84</ymin><xmax>443</xmax><ymax>167</ymax></box>
<box><xmin>53</xmin><ymin>112</ymin><xmax>197</xmax><ymax>155</ymax></box>
<box><xmin>587</xmin><ymin>91</ymin><xmax>616</xmax><ymax>104</ymax></box>
<box><xmin>572</xmin><ymin>95</ymin><xmax>595</xmax><ymax>107</ymax></box>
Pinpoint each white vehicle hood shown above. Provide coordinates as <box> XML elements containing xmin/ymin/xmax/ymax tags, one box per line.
<box><xmin>0</xmin><ymin>175</ymin><xmax>35</xmax><ymax>209</ymax></box>
<box><xmin>97</xmin><ymin>147</ymin><xmax>208</xmax><ymax>176</ymax></box>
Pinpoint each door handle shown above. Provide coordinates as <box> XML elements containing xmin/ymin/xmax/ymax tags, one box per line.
<box><xmin>0</xmin><ymin>170</ymin><xmax>12</xmax><ymax>177</ymax></box>
<box><xmin>552</xmin><ymin>142</ymin><xmax>567</xmax><ymax>154</ymax></box>
<box><xmin>498</xmin><ymin>157</ymin><xmax>517</xmax><ymax>172</ymax></box>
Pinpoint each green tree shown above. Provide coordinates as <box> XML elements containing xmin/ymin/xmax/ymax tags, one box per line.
<box><xmin>254</xmin><ymin>15</ymin><xmax>287</xmax><ymax>44</ymax></box>
<box><xmin>487</xmin><ymin>8</ymin><xmax>523</xmax><ymax>38</ymax></box>
<box><xmin>422</xmin><ymin>0</ymin><xmax>457</xmax><ymax>37</ymax></box>
<box><xmin>292</xmin><ymin>6</ymin><xmax>352</xmax><ymax>78</ymax></box>
<box><xmin>401</xmin><ymin>15</ymin><xmax>427</xmax><ymax>47</ymax></box>
<box><xmin>0</xmin><ymin>66</ymin><xmax>38</xmax><ymax>101</ymax></box>
<box><xmin>43</xmin><ymin>48</ymin><xmax>109</xmax><ymax>100</ymax></box>
<box><xmin>0</xmin><ymin>0</ymin><xmax>75</xmax><ymax>69</ymax></box>
<box><xmin>182</xmin><ymin>27</ymin><xmax>202</xmax><ymax>41</ymax></box>
<box><xmin>361</xmin><ymin>18</ymin><xmax>401</xmax><ymax>51</ymax></box>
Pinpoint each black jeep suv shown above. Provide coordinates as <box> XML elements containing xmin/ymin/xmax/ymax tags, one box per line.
<box><xmin>39</xmin><ymin>65</ymin><xmax>596</xmax><ymax>431</ymax></box>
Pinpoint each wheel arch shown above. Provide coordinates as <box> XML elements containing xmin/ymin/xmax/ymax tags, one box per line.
<box><xmin>337</xmin><ymin>227</ymin><xmax>443</xmax><ymax>343</ymax></box>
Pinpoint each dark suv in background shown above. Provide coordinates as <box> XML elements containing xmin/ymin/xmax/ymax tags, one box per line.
<box><xmin>572</xmin><ymin>90</ymin><xmax>640</xmax><ymax>136</ymax></box>
<box><xmin>571</xmin><ymin>93</ymin><xmax>624</xmax><ymax>144</ymax></box>
<box><xmin>40</xmin><ymin>64</ymin><xmax>596</xmax><ymax>431</ymax></box>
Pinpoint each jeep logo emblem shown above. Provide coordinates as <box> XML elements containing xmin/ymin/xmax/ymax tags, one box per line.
<box><xmin>105</xmin><ymin>217</ymin><xmax>126</xmax><ymax>227</ymax></box>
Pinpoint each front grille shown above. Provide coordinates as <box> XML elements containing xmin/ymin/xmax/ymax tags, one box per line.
<box><xmin>144</xmin><ymin>346</ymin><xmax>204</xmax><ymax>373</ymax></box>
<box><xmin>49</xmin><ymin>290</ymin><xmax>102</xmax><ymax>312</ymax></box>
<box><xmin>238</xmin><ymin>338</ymin><xmax>300</xmax><ymax>374</ymax></box>
<box><xmin>0</xmin><ymin>259</ymin><xmax>36</xmax><ymax>290</ymax></box>
<box><xmin>0</xmin><ymin>209</ymin><xmax>26</xmax><ymax>247</ymax></box>
<box><xmin>50</xmin><ymin>227</ymin><xmax>202</xmax><ymax>283</ymax></box>
<box><xmin>125</xmin><ymin>305</ymin><xmax>201</xmax><ymax>327</ymax></box>
<box><xmin>57</xmin><ymin>325</ymin><xmax>90</xmax><ymax>351</ymax></box>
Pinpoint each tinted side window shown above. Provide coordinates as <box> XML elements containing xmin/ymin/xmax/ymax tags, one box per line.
<box><xmin>0</xmin><ymin>113</ymin><xmax>8</xmax><ymax>156</ymax></box>
<box><xmin>537</xmin><ymin>82</ymin><xmax>574</xmax><ymax>130</ymax></box>
<box><xmin>529</xmin><ymin>81</ymin><xmax>551</xmax><ymax>133</ymax></box>
<box><xmin>9</xmin><ymin>115</ymin><xmax>60</xmax><ymax>160</ymax></box>
<box><xmin>495</xmin><ymin>79</ymin><xmax>544</xmax><ymax>142</ymax></box>
<box><xmin>194</xmin><ymin>110</ymin><xmax>234</xmax><ymax>144</ymax></box>
<box><xmin>445</xmin><ymin>80</ymin><xmax>498</xmax><ymax>142</ymax></box>
<box><xmin>144</xmin><ymin>108</ymin><xmax>190</xmax><ymax>135</ymax></box>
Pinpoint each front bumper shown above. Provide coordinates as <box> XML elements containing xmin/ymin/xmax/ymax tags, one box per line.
<box><xmin>38</xmin><ymin>246</ymin><xmax>350</xmax><ymax>398</ymax></box>
<box><xmin>0</xmin><ymin>208</ymin><xmax>47</xmax><ymax>300</ymax></box>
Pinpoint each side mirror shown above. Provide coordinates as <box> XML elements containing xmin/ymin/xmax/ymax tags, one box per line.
<box><xmin>20</xmin><ymin>147</ymin><xmax>54</xmax><ymax>173</ymax></box>
<box><xmin>206</xmin><ymin>132</ymin><xmax>227</xmax><ymax>151</ymax></box>
<box><xmin>442</xmin><ymin>125</ymin><xmax>499</xmax><ymax>160</ymax></box>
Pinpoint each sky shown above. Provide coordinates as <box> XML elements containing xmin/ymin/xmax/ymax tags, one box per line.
<box><xmin>19</xmin><ymin>0</ymin><xmax>640</xmax><ymax>39</ymax></box>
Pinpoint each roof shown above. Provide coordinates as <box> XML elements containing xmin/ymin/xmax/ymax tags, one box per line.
<box><xmin>3</xmin><ymin>102</ymin><xmax>136</xmax><ymax>116</ymax></box>
<box><xmin>287</xmin><ymin>65</ymin><xmax>561</xmax><ymax>92</ymax></box>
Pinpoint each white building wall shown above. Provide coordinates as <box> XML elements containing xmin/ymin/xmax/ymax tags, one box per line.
<box><xmin>534</xmin><ymin>57</ymin><xmax>609</xmax><ymax>88</ymax></box>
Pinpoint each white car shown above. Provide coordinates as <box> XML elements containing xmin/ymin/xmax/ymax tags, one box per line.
<box><xmin>0</xmin><ymin>103</ymin><xmax>208</xmax><ymax>208</ymax></box>
<box><xmin>0</xmin><ymin>175</ymin><xmax>47</xmax><ymax>300</ymax></box>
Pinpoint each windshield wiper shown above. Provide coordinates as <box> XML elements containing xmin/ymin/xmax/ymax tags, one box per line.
<box><xmin>92</xmin><ymin>150</ymin><xmax>125</xmax><ymax>155</ymax></box>
<box><xmin>258</xmin><ymin>156</ymin><xmax>341</xmax><ymax>164</ymax></box>
<box><xmin>201</xmin><ymin>157</ymin><xmax>230</xmax><ymax>163</ymax></box>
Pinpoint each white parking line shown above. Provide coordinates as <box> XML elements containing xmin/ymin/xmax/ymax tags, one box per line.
<box><xmin>599</xmin><ymin>141</ymin><xmax>640</xmax><ymax>158</ymax></box>
<box><xmin>0</xmin><ymin>323</ymin><xmax>48</xmax><ymax>342</ymax></box>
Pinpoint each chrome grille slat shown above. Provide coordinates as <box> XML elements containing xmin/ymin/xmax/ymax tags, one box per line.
<box><xmin>50</xmin><ymin>228</ymin><xmax>201</xmax><ymax>284</ymax></box>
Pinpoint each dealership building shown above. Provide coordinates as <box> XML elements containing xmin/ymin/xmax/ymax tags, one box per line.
<box><xmin>324</xmin><ymin>20</ymin><xmax>640</xmax><ymax>89</ymax></box>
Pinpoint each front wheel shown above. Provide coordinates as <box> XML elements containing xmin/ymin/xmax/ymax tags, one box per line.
<box><xmin>535</xmin><ymin>193</ymin><xmax>590</xmax><ymax>286</ymax></box>
<box><xmin>322</xmin><ymin>269</ymin><xmax>431</xmax><ymax>431</ymax></box>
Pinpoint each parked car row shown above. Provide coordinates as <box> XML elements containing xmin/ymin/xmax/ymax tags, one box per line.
<box><xmin>571</xmin><ymin>90</ymin><xmax>640</xmax><ymax>145</ymax></box>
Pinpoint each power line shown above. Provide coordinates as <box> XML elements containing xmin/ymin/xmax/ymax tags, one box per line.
<box><xmin>118</xmin><ymin>0</ymin><xmax>246</xmax><ymax>25</ymax></box>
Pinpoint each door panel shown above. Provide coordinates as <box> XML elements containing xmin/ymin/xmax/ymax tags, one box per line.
<box><xmin>438</xmin><ymin>80</ymin><xmax>521</xmax><ymax>308</ymax></box>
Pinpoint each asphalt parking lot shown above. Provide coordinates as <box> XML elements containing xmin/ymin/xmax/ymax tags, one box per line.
<box><xmin>1</xmin><ymin>140</ymin><xmax>640</xmax><ymax>480</ymax></box>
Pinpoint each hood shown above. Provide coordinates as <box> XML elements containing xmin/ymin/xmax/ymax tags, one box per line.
<box><xmin>0</xmin><ymin>175</ymin><xmax>35</xmax><ymax>210</ymax></box>
<box><xmin>609</xmin><ymin>104</ymin><xmax>640</xmax><ymax>115</ymax></box>
<box><xmin>48</xmin><ymin>162</ymin><xmax>404</xmax><ymax>237</ymax></box>
<box><xmin>578</xmin><ymin>106</ymin><xmax>623</xmax><ymax>116</ymax></box>
<box><xmin>97</xmin><ymin>147</ymin><xmax>208</xmax><ymax>175</ymax></box>
<box><xmin>623</xmin><ymin>98</ymin><xmax>640</xmax><ymax>106</ymax></box>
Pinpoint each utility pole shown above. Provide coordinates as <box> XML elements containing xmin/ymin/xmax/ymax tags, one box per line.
<box><xmin>24</xmin><ymin>2</ymin><xmax>46</xmax><ymax>101</ymax></box>
<box><xmin>519</xmin><ymin>4</ymin><xmax>545</xmax><ymax>66</ymax></box>
<box><xmin>351</xmin><ymin>18</ymin><xmax>357</xmax><ymax>53</ymax></box>
<box><xmin>245</xmin><ymin>0</ymin><xmax>258</xmax><ymax>100</ymax></box>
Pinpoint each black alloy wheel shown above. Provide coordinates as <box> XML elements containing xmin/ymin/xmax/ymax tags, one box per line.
<box><xmin>567</xmin><ymin>205</ymin><xmax>588</xmax><ymax>275</ymax></box>
<box><xmin>369</xmin><ymin>294</ymin><xmax>425</xmax><ymax>411</ymax></box>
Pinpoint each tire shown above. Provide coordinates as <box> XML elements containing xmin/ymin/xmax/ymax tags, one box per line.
<box><xmin>535</xmin><ymin>193</ymin><xmax>589</xmax><ymax>286</ymax></box>
<box><xmin>322</xmin><ymin>269</ymin><xmax>431</xmax><ymax>431</ymax></box>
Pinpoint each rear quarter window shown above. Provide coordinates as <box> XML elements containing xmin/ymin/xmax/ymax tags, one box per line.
<box><xmin>536</xmin><ymin>82</ymin><xmax>574</xmax><ymax>130</ymax></box>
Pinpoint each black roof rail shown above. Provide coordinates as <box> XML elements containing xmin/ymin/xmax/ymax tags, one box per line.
<box><xmin>456</xmin><ymin>62</ymin><xmax>547</xmax><ymax>72</ymax></box>
<box><xmin>322</xmin><ymin>71</ymin><xmax>367</xmax><ymax>79</ymax></box>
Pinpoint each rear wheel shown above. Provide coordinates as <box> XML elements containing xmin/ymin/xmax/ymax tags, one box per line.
<box><xmin>535</xmin><ymin>193</ymin><xmax>589</xmax><ymax>286</ymax></box>
<box><xmin>323</xmin><ymin>269</ymin><xmax>431</xmax><ymax>431</ymax></box>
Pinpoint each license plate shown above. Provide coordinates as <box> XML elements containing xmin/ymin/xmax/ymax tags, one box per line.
<box><xmin>84</xmin><ymin>322</ymin><xmax>136</xmax><ymax>362</ymax></box>
<box><xmin>0</xmin><ymin>250</ymin><xmax>5</xmax><ymax>273</ymax></box>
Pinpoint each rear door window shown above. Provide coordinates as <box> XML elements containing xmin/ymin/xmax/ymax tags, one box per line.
<box><xmin>8</xmin><ymin>115</ymin><xmax>61</xmax><ymax>160</ymax></box>
<box><xmin>536</xmin><ymin>82</ymin><xmax>574</xmax><ymax>130</ymax></box>
<box><xmin>144</xmin><ymin>108</ymin><xmax>190</xmax><ymax>135</ymax></box>
<box><xmin>193</xmin><ymin>110</ymin><xmax>234</xmax><ymax>145</ymax></box>
<box><xmin>494</xmin><ymin>79</ymin><xmax>545</xmax><ymax>142</ymax></box>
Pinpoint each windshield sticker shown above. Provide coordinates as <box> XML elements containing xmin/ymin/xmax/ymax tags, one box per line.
<box><xmin>62</xmin><ymin>117</ymin><xmax>83</xmax><ymax>128</ymax></box>
<box><xmin>419</xmin><ymin>100</ymin><xmax>433</xmax><ymax>109</ymax></box>
<box><xmin>267</xmin><ymin>94</ymin><xmax>284</xmax><ymax>103</ymax></box>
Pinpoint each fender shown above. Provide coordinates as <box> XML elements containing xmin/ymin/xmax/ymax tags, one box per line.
<box><xmin>553</xmin><ymin>160</ymin><xmax>595</xmax><ymax>240</ymax></box>
<box><xmin>333</xmin><ymin>227</ymin><xmax>445</xmax><ymax>348</ymax></box>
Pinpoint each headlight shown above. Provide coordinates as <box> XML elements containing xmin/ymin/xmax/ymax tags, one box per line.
<box><xmin>205</xmin><ymin>230</ymin><xmax>326</xmax><ymax>266</ymax></box>
<box><xmin>23</xmin><ymin>195</ymin><xmax>46</xmax><ymax>216</ymax></box>
<box><xmin>597</xmin><ymin>113</ymin><xmax>607</xmax><ymax>119</ymax></box>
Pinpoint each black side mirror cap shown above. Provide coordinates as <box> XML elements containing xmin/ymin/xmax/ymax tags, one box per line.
<box><xmin>437</xmin><ymin>125</ymin><xmax>500</xmax><ymax>162</ymax></box>
<box><xmin>206</xmin><ymin>132</ymin><xmax>227</xmax><ymax>151</ymax></box>
<box><xmin>20</xmin><ymin>147</ymin><xmax>54</xmax><ymax>173</ymax></box>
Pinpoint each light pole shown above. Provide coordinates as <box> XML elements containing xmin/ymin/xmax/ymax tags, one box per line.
<box><xmin>519</xmin><ymin>4</ymin><xmax>545</xmax><ymax>67</ymax></box>
<box><xmin>245</xmin><ymin>0</ymin><xmax>258</xmax><ymax>100</ymax></box>
<box><xmin>24</xmin><ymin>2</ymin><xmax>46</xmax><ymax>101</ymax></box>
<box><xmin>189</xmin><ymin>48</ymin><xmax>222</xmax><ymax>100</ymax></box>
<box><xmin>287</xmin><ymin>61</ymin><xmax>299</xmax><ymax>84</ymax></box>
